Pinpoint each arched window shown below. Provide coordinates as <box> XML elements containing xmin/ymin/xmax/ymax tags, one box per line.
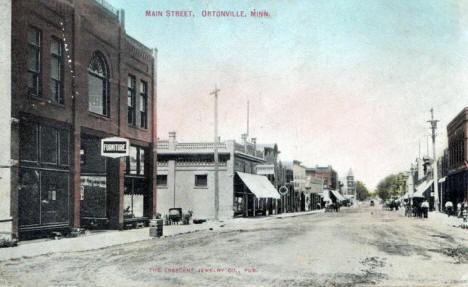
<box><xmin>88</xmin><ymin>53</ymin><xmax>109</xmax><ymax>116</ymax></box>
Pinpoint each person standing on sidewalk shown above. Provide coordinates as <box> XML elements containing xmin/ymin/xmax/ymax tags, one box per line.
<box><xmin>421</xmin><ymin>200</ymin><xmax>429</xmax><ymax>218</ymax></box>
<box><xmin>457</xmin><ymin>202</ymin><xmax>462</xmax><ymax>218</ymax></box>
<box><xmin>463</xmin><ymin>199</ymin><xmax>468</xmax><ymax>222</ymax></box>
<box><xmin>445</xmin><ymin>201</ymin><xmax>454</xmax><ymax>217</ymax></box>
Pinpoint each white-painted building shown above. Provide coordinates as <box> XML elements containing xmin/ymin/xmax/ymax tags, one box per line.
<box><xmin>156</xmin><ymin>133</ymin><xmax>280</xmax><ymax>220</ymax></box>
<box><xmin>0</xmin><ymin>0</ymin><xmax>12</xmax><ymax>243</ymax></box>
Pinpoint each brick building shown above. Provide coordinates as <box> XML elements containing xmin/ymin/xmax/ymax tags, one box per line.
<box><xmin>305</xmin><ymin>165</ymin><xmax>338</xmax><ymax>190</ymax></box>
<box><xmin>446</xmin><ymin>108</ymin><xmax>468</xmax><ymax>210</ymax></box>
<box><xmin>10</xmin><ymin>0</ymin><xmax>157</xmax><ymax>240</ymax></box>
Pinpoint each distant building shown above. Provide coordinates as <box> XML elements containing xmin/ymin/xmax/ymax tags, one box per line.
<box><xmin>305</xmin><ymin>165</ymin><xmax>338</xmax><ymax>190</ymax></box>
<box><xmin>346</xmin><ymin>169</ymin><xmax>355</xmax><ymax>197</ymax></box>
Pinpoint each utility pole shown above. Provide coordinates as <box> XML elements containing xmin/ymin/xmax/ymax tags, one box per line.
<box><xmin>210</xmin><ymin>86</ymin><xmax>220</xmax><ymax>220</ymax></box>
<box><xmin>428</xmin><ymin>108</ymin><xmax>440</xmax><ymax>211</ymax></box>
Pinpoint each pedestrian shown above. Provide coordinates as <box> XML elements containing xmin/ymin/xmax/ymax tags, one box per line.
<box><xmin>457</xmin><ymin>202</ymin><xmax>462</xmax><ymax>218</ymax></box>
<box><xmin>463</xmin><ymin>199</ymin><xmax>468</xmax><ymax>222</ymax></box>
<box><xmin>421</xmin><ymin>200</ymin><xmax>429</xmax><ymax>218</ymax></box>
<box><xmin>445</xmin><ymin>201</ymin><xmax>453</xmax><ymax>217</ymax></box>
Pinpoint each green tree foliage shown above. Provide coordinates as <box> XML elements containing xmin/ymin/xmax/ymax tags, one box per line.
<box><xmin>356</xmin><ymin>181</ymin><xmax>370</xmax><ymax>201</ymax></box>
<box><xmin>376</xmin><ymin>173</ymin><xmax>405</xmax><ymax>200</ymax></box>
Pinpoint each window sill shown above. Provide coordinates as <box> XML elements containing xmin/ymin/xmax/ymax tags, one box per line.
<box><xmin>127</xmin><ymin>124</ymin><xmax>148</xmax><ymax>132</ymax></box>
<box><xmin>194</xmin><ymin>186</ymin><xmax>208</xmax><ymax>189</ymax></box>
<box><xmin>88</xmin><ymin>112</ymin><xmax>110</xmax><ymax>120</ymax></box>
<box><xmin>29</xmin><ymin>95</ymin><xmax>65</xmax><ymax>108</ymax></box>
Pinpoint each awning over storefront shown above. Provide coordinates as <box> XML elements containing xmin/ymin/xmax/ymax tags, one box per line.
<box><xmin>412</xmin><ymin>180</ymin><xmax>433</xmax><ymax>198</ymax></box>
<box><xmin>329</xmin><ymin>189</ymin><xmax>346</xmax><ymax>202</ymax></box>
<box><xmin>237</xmin><ymin>172</ymin><xmax>281</xmax><ymax>199</ymax></box>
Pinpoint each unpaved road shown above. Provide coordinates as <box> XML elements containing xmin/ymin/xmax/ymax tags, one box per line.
<box><xmin>1</xmin><ymin>206</ymin><xmax>468</xmax><ymax>287</ymax></box>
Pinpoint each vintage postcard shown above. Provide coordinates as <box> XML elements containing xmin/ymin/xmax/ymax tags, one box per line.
<box><xmin>1</xmin><ymin>0</ymin><xmax>468</xmax><ymax>286</ymax></box>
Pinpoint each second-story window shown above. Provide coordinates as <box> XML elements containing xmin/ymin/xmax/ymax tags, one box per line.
<box><xmin>195</xmin><ymin>174</ymin><xmax>208</xmax><ymax>187</ymax></box>
<box><xmin>88</xmin><ymin>53</ymin><xmax>109</xmax><ymax>116</ymax></box>
<box><xmin>127</xmin><ymin>75</ymin><xmax>136</xmax><ymax>126</ymax></box>
<box><xmin>28</xmin><ymin>28</ymin><xmax>41</xmax><ymax>97</ymax></box>
<box><xmin>50</xmin><ymin>38</ymin><xmax>63</xmax><ymax>104</ymax></box>
<box><xmin>139</xmin><ymin>80</ymin><xmax>148</xmax><ymax>129</ymax></box>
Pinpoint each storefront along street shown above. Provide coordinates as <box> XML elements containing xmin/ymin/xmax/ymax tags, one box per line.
<box><xmin>2</xmin><ymin>204</ymin><xmax>468</xmax><ymax>287</ymax></box>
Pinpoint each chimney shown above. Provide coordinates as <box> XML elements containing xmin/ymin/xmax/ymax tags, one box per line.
<box><xmin>169</xmin><ymin>131</ymin><xmax>176</xmax><ymax>150</ymax></box>
<box><xmin>119</xmin><ymin>9</ymin><xmax>125</xmax><ymax>30</ymax></box>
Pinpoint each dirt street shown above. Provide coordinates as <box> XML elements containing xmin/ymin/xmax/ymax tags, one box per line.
<box><xmin>1</xmin><ymin>206</ymin><xmax>468</xmax><ymax>287</ymax></box>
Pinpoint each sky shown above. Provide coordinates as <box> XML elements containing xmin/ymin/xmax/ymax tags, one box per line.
<box><xmin>108</xmin><ymin>0</ymin><xmax>468</xmax><ymax>189</ymax></box>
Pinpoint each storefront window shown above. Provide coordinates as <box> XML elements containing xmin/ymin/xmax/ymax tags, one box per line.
<box><xmin>129</xmin><ymin>146</ymin><xmax>138</xmax><ymax>174</ymax></box>
<box><xmin>40</xmin><ymin>125</ymin><xmax>57</xmax><ymax>164</ymax></box>
<box><xmin>80</xmin><ymin>176</ymin><xmax>107</xmax><ymax>218</ymax></box>
<box><xmin>81</xmin><ymin>136</ymin><xmax>106</xmax><ymax>174</ymax></box>
<box><xmin>18</xmin><ymin>169</ymin><xmax>40</xmax><ymax>226</ymax></box>
<box><xmin>19</xmin><ymin>121</ymin><xmax>38</xmax><ymax>162</ymax></box>
<box><xmin>124</xmin><ymin>178</ymin><xmax>146</xmax><ymax>218</ymax></box>
<box><xmin>126</xmin><ymin>145</ymin><xmax>146</xmax><ymax>176</ymax></box>
<box><xmin>59</xmin><ymin>129</ymin><xmax>69</xmax><ymax>166</ymax></box>
<box><xmin>41</xmin><ymin>171</ymin><xmax>69</xmax><ymax>224</ymax></box>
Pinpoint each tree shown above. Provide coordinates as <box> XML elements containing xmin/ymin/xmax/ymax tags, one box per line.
<box><xmin>376</xmin><ymin>173</ymin><xmax>405</xmax><ymax>201</ymax></box>
<box><xmin>356</xmin><ymin>181</ymin><xmax>370</xmax><ymax>201</ymax></box>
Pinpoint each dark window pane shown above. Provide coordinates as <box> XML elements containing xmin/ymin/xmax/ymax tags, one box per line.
<box><xmin>18</xmin><ymin>169</ymin><xmax>40</xmax><ymax>226</ymax></box>
<box><xmin>80</xmin><ymin>176</ymin><xmax>107</xmax><ymax>218</ymax></box>
<box><xmin>139</xmin><ymin>81</ymin><xmax>148</xmax><ymax>128</ymax></box>
<box><xmin>157</xmin><ymin>175</ymin><xmax>167</xmax><ymax>186</ymax></box>
<box><xmin>80</xmin><ymin>136</ymin><xmax>106</xmax><ymax>174</ymax></box>
<box><xmin>195</xmin><ymin>175</ymin><xmax>208</xmax><ymax>187</ymax></box>
<box><xmin>128</xmin><ymin>75</ymin><xmax>136</xmax><ymax>125</ymax></box>
<box><xmin>28</xmin><ymin>29</ymin><xmax>40</xmax><ymax>45</ymax></box>
<box><xmin>88</xmin><ymin>55</ymin><xmax>106</xmax><ymax>77</ymax></box>
<box><xmin>50</xmin><ymin>57</ymin><xmax>59</xmax><ymax>80</ymax></box>
<box><xmin>28</xmin><ymin>46</ymin><xmax>38</xmax><ymax>72</ymax></box>
<box><xmin>50</xmin><ymin>40</ymin><xmax>60</xmax><ymax>55</ymax></box>
<box><xmin>40</xmin><ymin>125</ymin><xmax>57</xmax><ymax>164</ymax></box>
<box><xmin>59</xmin><ymin>129</ymin><xmax>69</xmax><ymax>166</ymax></box>
<box><xmin>19</xmin><ymin>121</ymin><xmax>38</xmax><ymax>162</ymax></box>
<box><xmin>51</xmin><ymin>79</ymin><xmax>63</xmax><ymax>104</ymax></box>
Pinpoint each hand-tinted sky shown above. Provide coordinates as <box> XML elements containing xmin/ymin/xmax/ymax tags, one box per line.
<box><xmin>108</xmin><ymin>0</ymin><xmax>468</xmax><ymax>189</ymax></box>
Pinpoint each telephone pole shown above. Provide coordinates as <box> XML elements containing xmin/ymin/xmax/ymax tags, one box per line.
<box><xmin>428</xmin><ymin>108</ymin><xmax>440</xmax><ymax>211</ymax></box>
<box><xmin>210</xmin><ymin>86</ymin><xmax>220</xmax><ymax>220</ymax></box>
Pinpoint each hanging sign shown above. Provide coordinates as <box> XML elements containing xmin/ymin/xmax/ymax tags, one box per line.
<box><xmin>279</xmin><ymin>186</ymin><xmax>289</xmax><ymax>196</ymax></box>
<box><xmin>101</xmin><ymin>137</ymin><xmax>130</xmax><ymax>158</ymax></box>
